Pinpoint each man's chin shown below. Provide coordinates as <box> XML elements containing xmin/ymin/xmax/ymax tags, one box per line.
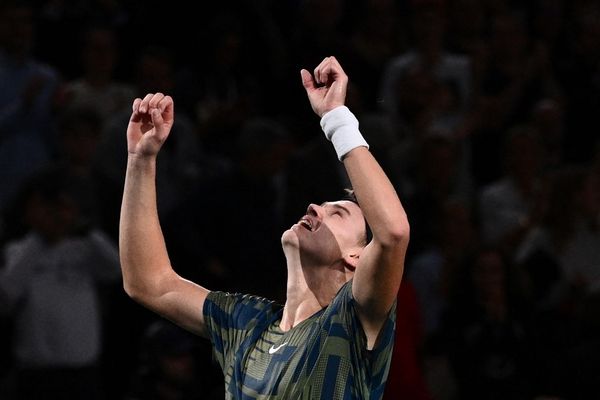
<box><xmin>281</xmin><ymin>227</ymin><xmax>300</xmax><ymax>248</ymax></box>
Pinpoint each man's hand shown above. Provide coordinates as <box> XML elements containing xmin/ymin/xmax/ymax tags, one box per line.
<box><xmin>127</xmin><ymin>93</ymin><xmax>174</xmax><ymax>158</ymax></box>
<box><xmin>301</xmin><ymin>56</ymin><xmax>348</xmax><ymax>117</ymax></box>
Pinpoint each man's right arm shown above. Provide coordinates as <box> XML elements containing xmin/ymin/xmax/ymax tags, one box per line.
<box><xmin>119</xmin><ymin>93</ymin><xmax>210</xmax><ymax>337</ymax></box>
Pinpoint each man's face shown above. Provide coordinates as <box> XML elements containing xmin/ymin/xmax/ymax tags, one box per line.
<box><xmin>282</xmin><ymin>200</ymin><xmax>366</xmax><ymax>266</ymax></box>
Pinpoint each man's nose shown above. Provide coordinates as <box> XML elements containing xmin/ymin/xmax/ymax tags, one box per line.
<box><xmin>306</xmin><ymin>203</ymin><xmax>323</xmax><ymax>217</ymax></box>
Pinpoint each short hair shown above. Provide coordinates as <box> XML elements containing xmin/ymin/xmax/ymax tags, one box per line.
<box><xmin>342</xmin><ymin>188</ymin><xmax>373</xmax><ymax>246</ymax></box>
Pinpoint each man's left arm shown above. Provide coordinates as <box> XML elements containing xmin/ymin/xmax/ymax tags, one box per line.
<box><xmin>344</xmin><ymin>146</ymin><xmax>409</xmax><ymax>348</ymax></box>
<box><xmin>302</xmin><ymin>56</ymin><xmax>409</xmax><ymax>348</ymax></box>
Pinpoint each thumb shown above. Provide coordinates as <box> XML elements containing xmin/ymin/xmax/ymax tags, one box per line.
<box><xmin>151</xmin><ymin>107</ymin><xmax>163</xmax><ymax>126</ymax></box>
<box><xmin>150</xmin><ymin>108</ymin><xmax>168</xmax><ymax>140</ymax></box>
<box><xmin>300</xmin><ymin>69</ymin><xmax>316</xmax><ymax>93</ymax></box>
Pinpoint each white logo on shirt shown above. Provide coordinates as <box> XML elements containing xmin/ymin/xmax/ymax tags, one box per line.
<box><xmin>268</xmin><ymin>342</ymin><xmax>289</xmax><ymax>354</ymax></box>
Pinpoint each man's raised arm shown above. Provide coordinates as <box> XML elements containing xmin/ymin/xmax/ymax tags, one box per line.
<box><xmin>301</xmin><ymin>57</ymin><xmax>409</xmax><ymax>348</ymax></box>
<box><xmin>119</xmin><ymin>93</ymin><xmax>210</xmax><ymax>337</ymax></box>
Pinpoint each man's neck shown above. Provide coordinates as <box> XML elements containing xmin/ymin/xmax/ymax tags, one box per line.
<box><xmin>280</xmin><ymin>248</ymin><xmax>347</xmax><ymax>331</ymax></box>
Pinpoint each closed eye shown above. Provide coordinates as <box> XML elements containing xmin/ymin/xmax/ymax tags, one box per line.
<box><xmin>322</xmin><ymin>202</ymin><xmax>351</xmax><ymax>218</ymax></box>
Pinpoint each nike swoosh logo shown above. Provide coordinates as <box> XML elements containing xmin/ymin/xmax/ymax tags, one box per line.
<box><xmin>268</xmin><ymin>342</ymin><xmax>289</xmax><ymax>354</ymax></box>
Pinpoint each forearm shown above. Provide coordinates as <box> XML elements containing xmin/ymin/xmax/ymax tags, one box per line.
<box><xmin>322</xmin><ymin>107</ymin><xmax>409</xmax><ymax>319</ymax></box>
<box><xmin>319</xmin><ymin>104</ymin><xmax>408</xmax><ymax>243</ymax></box>
<box><xmin>119</xmin><ymin>155</ymin><xmax>173</xmax><ymax>298</ymax></box>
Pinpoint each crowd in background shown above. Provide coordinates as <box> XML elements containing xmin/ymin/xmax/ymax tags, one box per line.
<box><xmin>0</xmin><ymin>0</ymin><xmax>599</xmax><ymax>399</ymax></box>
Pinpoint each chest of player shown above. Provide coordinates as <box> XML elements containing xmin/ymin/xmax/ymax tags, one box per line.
<box><xmin>238</xmin><ymin>314</ymin><xmax>358</xmax><ymax>397</ymax></box>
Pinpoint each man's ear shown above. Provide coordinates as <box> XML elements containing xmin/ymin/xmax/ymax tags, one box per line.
<box><xmin>342</xmin><ymin>251</ymin><xmax>360</xmax><ymax>272</ymax></box>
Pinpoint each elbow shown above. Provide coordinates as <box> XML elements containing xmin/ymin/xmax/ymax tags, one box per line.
<box><xmin>121</xmin><ymin>266</ymin><xmax>173</xmax><ymax>304</ymax></box>
<box><xmin>390</xmin><ymin>222</ymin><xmax>411</xmax><ymax>245</ymax></box>
<box><xmin>378</xmin><ymin>218</ymin><xmax>410</xmax><ymax>247</ymax></box>
<box><xmin>120</xmin><ymin>264</ymin><xmax>135</xmax><ymax>298</ymax></box>
<box><xmin>120</xmin><ymin>265</ymin><xmax>149</xmax><ymax>302</ymax></box>
<box><xmin>123</xmin><ymin>279</ymin><xmax>143</xmax><ymax>302</ymax></box>
<box><xmin>122</xmin><ymin>280</ymin><xmax>159</xmax><ymax>309</ymax></box>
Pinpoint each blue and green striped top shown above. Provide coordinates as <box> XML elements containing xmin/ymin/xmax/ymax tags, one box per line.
<box><xmin>203</xmin><ymin>280</ymin><xmax>396</xmax><ymax>399</ymax></box>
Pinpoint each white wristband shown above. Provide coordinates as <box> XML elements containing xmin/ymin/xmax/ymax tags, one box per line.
<box><xmin>320</xmin><ymin>106</ymin><xmax>369</xmax><ymax>161</ymax></box>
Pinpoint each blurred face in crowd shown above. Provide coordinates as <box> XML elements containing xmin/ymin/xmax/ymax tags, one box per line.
<box><xmin>25</xmin><ymin>192</ymin><xmax>77</xmax><ymax>243</ymax></box>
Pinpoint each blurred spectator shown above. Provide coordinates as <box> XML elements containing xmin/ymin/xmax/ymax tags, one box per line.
<box><xmin>409</xmin><ymin>199</ymin><xmax>478</xmax><ymax>340</ymax></box>
<box><xmin>379</xmin><ymin>2</ymin><xmax>472</xmax><ymax>139</ymax></box>
<box><xmin>478</xmin><ymin>125</ymin><xmax>545</xmax><ymax>253</ymax></box>
<box><xmin>403</xmin><ymin>134</ymin><xmax>473</xmax><ymax>254</ymax></box>
<box><xmin>471</xmin><ymin>10</ymin><xmax>560</xmax><ymax>184</ymax></box>
<box><xmin>0</xmin><ymin>1</ymin><xmax>597</xmax><ymax>399</ymax></box>
<box><xmin>378</xmin><ymin>2</ymin><xmax>475</xmax><ymax>210</ymax></box>
<box><xmin>53</xmin><ymin>106</ymin><xmax>109</xmax><ymax>230</ymax></box>
<box><xmin>0</xmin><ymin>166</ymin><xmax>121</xmax><ymax>400</ymax></box>
<box><xmin>513</xmin><ymin>165</ymin><xmax>600</xmax><ymax>397</ymax></box>
<box><xmin>444</xmin><ymin>247</ymin><xmax>533</xmax><ymax>400</ymax></box>
<box><xmin>125</xmin><ymin>319</ymin><xmax>222</xmax><ymax>400</ymax></box>
<box><xmin>406</xmin><ymin>199</ymin><xmax>477</xmax><ymax>399</ymax></box>
<box><xmin>182</xmin><ymin>13</ymin><xmax>263</xmax><ymax>159</ymax></box>
<box><xmin>0</xmin><ymin>1</ymin><xmax>62</xmax><ymax>211</ymax></box>
<box><xmin>516</xmin><ymin>165</ymin><xmax>600</xmax><ymax>302</ymax></box>
<box><xmin>62</xmin><ymin>25</ymin><xmax>134</xmax><ymax>121</ymax></box>
<box><xmin>346</xmin><ymin>0</ymin><xmax>404</xmax><ymax>110</ymax></box>
<box><xmin>35</xmin><ymin>0</ymin><xmax>131</xmax><ymax>79</ymax></box>
<box><xmin>384</xmin><ymin>280</ymin><xmax>432</xmax><ymax>400</ymax></box>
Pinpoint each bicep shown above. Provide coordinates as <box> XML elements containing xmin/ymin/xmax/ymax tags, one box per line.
<box><xmin>352</xmin><ymin>239</ymin><xmax>407</xmax><ymax>344</ymax></box>
<box><xmin>135</xmin><ymin>274</ymin><xmax>211</xmax><ymax>338</ymax></box>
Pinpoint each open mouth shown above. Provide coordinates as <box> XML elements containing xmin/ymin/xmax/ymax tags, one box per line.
<box><xmin>298</xmin><ymin>217</ymin><xmax>313</xmax><ymax>231</ymax></box>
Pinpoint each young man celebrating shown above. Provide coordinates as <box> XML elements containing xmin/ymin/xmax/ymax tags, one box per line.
<box><xmin>120</xmin><ymin>56</ymin><xmax>409</xmax><ymax>399</ymax></box>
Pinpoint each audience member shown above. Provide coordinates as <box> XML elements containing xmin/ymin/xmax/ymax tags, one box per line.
<box><xmin>63</xmin><ymin>25</ymin><xmax>134</xmax><ymax>121</ymax></box>
<box><xmin>510</xmin><ymin>162</ymin><xmax>600</xmax><ymax>397</ymax></box>
<box><xmin>478</xmin><ymin>125</ymin><xmax>545</xmax><ymax>253</ymax></box>
<box><xmin>0</xmin><ymin>166</ymin><xmax>121</xmax><ymax>400</ymax></box>
<box><xmin>384</xmin><ymin>280</ymin><xmax>432</xmax><ymax>400</ymax></box>
<box><xmin>470</xmin><ymin>11</ymin><xmax>560</xmax><ymax>184</ymax></box>
<box><xmin>125</xmin><ymin>319</ymin><xmax>222</xmax><ymax>400</ymax></box>
<box><xmin>0</xmin><ymin>1</ymin><xmax>62</xmax><ymax>210</ymax></box>
<box><xmin>444</xmin><ymin>247</ymin><xmax>533</xmax><ymax>400</ymax></box>
<box><xmin>379</xmin><ymin>2</ymin><xmax>472</xmax><ymax>139</ymax></box>
<box><xmin>0</xmin><ymin>2</ymin><xmax>596</xmax><ymax>399</ymax></box>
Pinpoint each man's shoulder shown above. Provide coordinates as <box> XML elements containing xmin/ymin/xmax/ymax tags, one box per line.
<box><xmin>205</xmin><ymin>290</ymin><xmax>283</xmax><ymax>326</ymax></box>
<box><xmin>207</xmin><ymin>291</ymin><xmax>280</xmax><ymax>308</ymax></box>
<box><xmin>318</xmin><ymin>280</ymin><xmax>355</xmax><ymax>320</ymax></box>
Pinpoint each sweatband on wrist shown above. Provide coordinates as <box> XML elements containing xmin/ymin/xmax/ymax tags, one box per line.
<box><xmin>320</xmin><ymin>106</ymin><xmax>369</xmax><ymax>161</ymax></box>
